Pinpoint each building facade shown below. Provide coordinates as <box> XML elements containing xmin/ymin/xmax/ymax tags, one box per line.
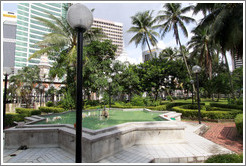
<box><xmin>142</xmin><ymin>48</ymin><xmax>162</xmax><ymax>62</ymax></box>
<box><xmin>92</xmin><ymin>18</ymin><xmax>123</xmax><ymax>56</ymax></box>
<box><xmin>14</xmin><ymin>3</ymin><xmax>66</xmax><ymax>69</ymax></box>
<box><xmin>3</xmin><ymin>11</ymin><xmax>17</xmax><ymax>70</ymax></box>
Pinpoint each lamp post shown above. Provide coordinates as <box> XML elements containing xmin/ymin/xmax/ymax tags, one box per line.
<box><xmin>67</xmin><ymin>3</ymin><xmax>93</xmax><ymax>163</ymax></box>
<box><xmin>190</xmin><ymin>80</ymin><xmax>194</xmax><ymax>105</ymax></box>
<box><xmin>107</xmin><ymin>78</ymin><xmax>112</xmax><ymax>110</ymax></box>
<box><xmin>192</xmin><ymin>65</ymin><xmax>201</xmax><ymax>124</ymax></box>
<box><xmin>3</xmin><ymin>67</ymin><xmax>13</xmax><ymax>128</ymax></box>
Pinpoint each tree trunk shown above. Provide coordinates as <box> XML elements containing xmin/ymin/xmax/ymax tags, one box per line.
<box><xmin>178</xmin><ymin>39</ymin><xmax>196</xmax><ymax>94</ymax></box>
<box><xmin>222</xmin><ymin>51</ymin><xmax>235</xmax><ymax>98</ymax></box>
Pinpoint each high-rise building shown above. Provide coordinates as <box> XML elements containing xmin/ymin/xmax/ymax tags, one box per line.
<box><xmin>92</xmin><ymin>18</ymin><xmax>123</xmax><ymax>56</ymax></box>
<box><xmin>3</xmin><ymin>11</ymin><xmax>17</xmax><ymax>70</ymax></box>
<box><xmin>14</xmin><ymin>3</ymin><xmax>67</xmax><ymax>69</ymax></box>
<box><xmin>232</xmin><ymin>55</ymin><xmax>243</xmax><ymax>71</ymax></box>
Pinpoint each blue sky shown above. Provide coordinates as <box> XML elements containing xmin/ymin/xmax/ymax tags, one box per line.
<box><xmin>3</xmin><ymin>2</ymin><xmax>232</xmax><ymax>69</ymax></box>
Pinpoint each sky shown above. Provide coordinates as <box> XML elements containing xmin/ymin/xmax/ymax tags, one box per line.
<box><xmin>2</xmin><ymin>1</ymin><xmax>233</xmax><ymax>69</ymax></box>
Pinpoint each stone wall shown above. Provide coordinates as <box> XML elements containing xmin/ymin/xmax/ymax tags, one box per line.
<box><xmin>4</xmin><ymin>122</ymin><xmax>185</xmax><ymax>162</ymax></box>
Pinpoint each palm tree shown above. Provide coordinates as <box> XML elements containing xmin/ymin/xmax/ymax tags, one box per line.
<box><xmin>188</xmin><ymin>26</ymin><xmax>215</xmax><ymax>79</ymax></box>
<box><xmin>29</xmin><ymin>12</ymin><xmax>104</xmax><ymax>65</ymax></box>
<box><xmin>155</xmin><ymin>3</ymin><xmax>195</xmax><ymax>78</ymax></box>
<box><xmin>128</xmin><ymin>10</ymin><xmax>159</xmax><ymax>56</ymax></box>
<box><xmin>194</xmin><ymin>3</ymin><xmax>243</xmax><ymax>98</ymax></box>
<box><xmin>195</xmin><ymin>3</ymin><xmax>243</xmax><ymax>61</ymax></box>
<box><xmin>159</xmin><ymin>47</ymin><xmax>180</xmax><ymax>61</ymax></box>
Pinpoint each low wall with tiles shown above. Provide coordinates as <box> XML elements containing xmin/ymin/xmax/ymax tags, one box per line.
<box><xmin>4</xmin><ymin>121</ymin><xmax>185</xmax><ymax>163</ymax></box>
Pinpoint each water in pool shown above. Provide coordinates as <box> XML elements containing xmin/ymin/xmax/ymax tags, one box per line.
<box><xmin>35</xmin><ymin>109</ymin><xmax>164</xmax><ymax>130</ymax></box>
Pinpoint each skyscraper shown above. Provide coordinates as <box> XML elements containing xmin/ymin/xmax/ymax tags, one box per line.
<box><xmin>14</xmin><ymin>3</ymin><xmax>66</xmax><ymax>69</ymax></box>
<box><xmin>92</xmin><ymin>18</ymin><xmax>123</xmax><ymax>56</ymax></box>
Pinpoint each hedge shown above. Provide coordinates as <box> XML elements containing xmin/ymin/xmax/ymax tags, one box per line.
<box><xmin>210</xmin><ymin>103</ymin><xmax>243</xmax><ymax>110</ymax></box>
<box><xmin>5</xmin><ymin>113</ymin><xmax>25</xmax><ymax>127</ymax></box>
<box><xmin>172</xmin><ymin>106</ymin><xmax>242</xmax><ymax>120</ymax></box>
<box><xmin>16</xmin><ymin>108</ymin><xmax>41</xmax><ymax>116</ymax></box>
<box><xmin>235</xmin><ymin>114</ymin><xmax>243</xmax><ymax>136</ymax></box>
<box><xmin>205</xmin><ymin>153</ymin><xmax>243</xmax><ymax>163</ymax></box>
<box><xmin>111</xmin><ymin>105</ymin><xmax>144</xmax><ymax>109</ymax></box>
<box><xmin>146</xmin><ymin>105</ymin><xmax>167</xmax><ymax>111</ymax></box>
<box><xmin>166</xmin><ymin>102</ymin><xmax>205</xmax><ymax>110</ymax></box>
<box><xmin>39</xmin><ymin>106</ymin><xmax>65</xmax><ymax>113</ymax></box>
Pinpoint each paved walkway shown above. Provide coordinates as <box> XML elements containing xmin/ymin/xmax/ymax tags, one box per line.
<box><xmin>201</xmin><ymin>122</ymin><xmax>243</xmax><ymax>154</ymax></box>
<box><xmin>3</xmin><ymin>121</ymin><xmax>235</xmax><ymax>163</ymax></box>
<box><xmin>3</xmin><ymin>147</ymin><xmax>74</xmax><ymax>163</ymax></box>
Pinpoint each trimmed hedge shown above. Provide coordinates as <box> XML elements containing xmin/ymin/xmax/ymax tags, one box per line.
<box><xmin>172</xmin><ymin>106</ymin><xmax>242</xmax><ymax>120</ymax></box>
<box><xmin>146</xmin><ymin>105</ymin><xmax>167</xmax><ymax>111</ymax></box>
<box><xmin>235</xmin><ymin>114</ymin><xmax>243</xmax><ymax>136</ymax></box>
<box><xmin>5</xmin><ymin>113</ymin><xmax>25</xmax><ymax>127</ymax></box>
<box><xmin>166</xmin><ymin>102</ymin><xmax>205</xmax><ymax>110</ymax></box>
<box><xmin>205</xmin><ymin>153</ymin><xmax>243</xmax><ymax>163</ymax></box>
<box><xmin>210</xmin><ymin>103</ymin><xmax>243</xmax><ymax>110</ymax></box>
<box><xmin>39</xmin><ymin>106</ymin><xmax>65</xmax><ymax>113</ymax></box>
<box><xmin>111</xmin><ymin>105</ymin><xmax>144</xmax><ymax>109</ymax></box>
<box><xmin>16</xmin><ymin>108</ymin><xmax>41</xmax><ymax>116</ymax></box>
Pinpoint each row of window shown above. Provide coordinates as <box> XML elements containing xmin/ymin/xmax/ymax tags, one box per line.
<box><xmin>33</xmin><ymin>3</ymin><xmax>61</xmax><ymax>13</ymax></box>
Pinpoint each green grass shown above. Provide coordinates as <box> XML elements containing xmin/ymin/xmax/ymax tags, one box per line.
<box><xmin>170</xmin><ymin>98</ymin><xmax>228</xmax><ymax>105</ymax></box>
<box><xmin>35</xmin><ymin>109</ymin><xmax>164</xmax><ymax>130</ymax></box>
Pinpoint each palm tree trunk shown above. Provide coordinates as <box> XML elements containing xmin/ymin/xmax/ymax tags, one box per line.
<box><xmin>178</xmin><ymin>39</ymin><xmax>196</xmax><ymax>93</ymax></box>
<box><xmin>222</xmin><ymin>51</ymin><xmax>235</xmax><ymax>98</ymax></box>
<box><xmin>146</xmin><ymin>39</ymin><xmax>153</xmax><ymax>57</ymax></box>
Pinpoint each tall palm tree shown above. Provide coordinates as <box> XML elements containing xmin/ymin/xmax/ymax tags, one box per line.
<box><xmin>155</xmin><ymin>3</ymin><xmax>195</xmax><ymax>78</ymax></box>
<box><xmin>188</xmin><ymin>26</ymin><xmax>215</xmax><ymax>79</ymax></box>
<box><xmin>29</xmin><ymin>12</ymin><xmax>104</xmax><ymax>65</ymax></box>
<box><xmin>195</xmin><ymin>3</ymin><xmax>243</xmax><ymax>61</ymax></box>
<box><xmin>128</xmin><ymin>10</ymin><xmax>159</xmax><ymax>56</ymax></box>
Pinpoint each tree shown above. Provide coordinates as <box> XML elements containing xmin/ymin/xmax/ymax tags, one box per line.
<box><xmin>128</xmin><ymin>10</ymin><xmax>159</xmax><ymax>56</ymax></box>
<box><xmin>8</xmin><ymin>66</ymin><xmax>41</xmax><ymax>108</ymax></box>
<box><xmin>188</xmin><ymin>26</ymin><xmax>215</xmax><ymax>79</ymax></box>
<box><xmin>155</xmin><ymin>3</ymin><xmax>195</xmax><ymax>79</ymax></box>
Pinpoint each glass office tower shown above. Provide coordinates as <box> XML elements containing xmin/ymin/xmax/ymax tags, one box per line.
<box><xmin>15</xmin><ymin>3</ymin><xmax>66</xmax><ymax>68</ymax></box>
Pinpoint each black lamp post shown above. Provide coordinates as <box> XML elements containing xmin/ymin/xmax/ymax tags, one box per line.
<box><xmin>107</xmin><ymin>78</ymin><xmax>112</xmax><ymax>110</ymax></box>
<box><xmin>3</xmin><ymin>67</ymin><xmax>12</xmax><ymax>129</ymax></box>
<box><xmin>67</xmin><ymin>3</ymin><xmax>93</xmax><ymax>163</ymax></box>
<box><xmin>190</xmin><ymin>80</ymin><xmax>194</xmax><ymax>105</ymax></box>
<box><xmin>192</xmin><ymin>65</ymin><xmax>201</xmax><ymax>124</ymax></box>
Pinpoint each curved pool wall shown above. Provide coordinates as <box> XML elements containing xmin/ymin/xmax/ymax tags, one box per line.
<box><xmin>4</xmin><ymin>109</ymin><xmax>185</xmax><ymax>163</ymax></box>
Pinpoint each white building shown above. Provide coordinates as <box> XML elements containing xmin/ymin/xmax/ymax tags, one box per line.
<box><xmin>92</xmin><ymin>18</ymin><xmax>123</xmax><ymax>56</ymax></box>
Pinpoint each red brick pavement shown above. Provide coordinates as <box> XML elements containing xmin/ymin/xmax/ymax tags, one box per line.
<box><xmin>184</xmin><ymin>121</ymin><xmax>243</xmax><ymax>154</ymax></box>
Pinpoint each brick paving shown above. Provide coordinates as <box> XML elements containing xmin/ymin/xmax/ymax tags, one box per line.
<box><xmin>183</xmin><ymin>120</ymin><xmax>243</xmax><ymax>154</ymax></box>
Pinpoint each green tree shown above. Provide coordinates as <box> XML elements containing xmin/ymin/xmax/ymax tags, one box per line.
<box><xmin>8</xmin><ymin>66</ymin><xmax>41</xmax><ymax>108</ymax></box>
<box><xmin>155</xmin><ymin>3</ymin><xmax>195</xmax><ymax>79</ymax></box>
<box><xmin>128</xmin><ymin>10</ymin><xmax>159</xmax><ymax>56</ymax></box>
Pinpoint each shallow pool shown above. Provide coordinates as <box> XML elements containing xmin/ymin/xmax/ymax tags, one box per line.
<box><xmin>35</xmin><ymin>109</ymin><xmax>164</xmax><ymax>130</ymax></box>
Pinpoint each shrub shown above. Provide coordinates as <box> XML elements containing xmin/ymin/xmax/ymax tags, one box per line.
<box><xmin>205</xmin><ymin>105</ymin><xmax>212</xmax><ymax>111</ymax></box>
<box><xmin>182</xmin><ymin>104</ymin><xmax>203</xmax><ymax>109</ymax></box>
<box><xmin>172</xmin><ymin>106</ymin><xmax>242</xmax><ymax>120</ymax></box>
<box><xmin>39</xmin><ymin>106</ymin><xmax>65</xmax><ymax>113</ymax></box>
<box><xmin>166</xmin><ymin>102</ymin><xmax>205</xmax><ymax>110</ymax></box>
<box><xmin>15</xmin><ymin>108</ymin><xmax>40</xmax><ymax>117</ymax></box>
<box><xmin>235</xmin><ymin>114</ymin><xmax>243</xmax><ymax>136</ymax></box>
<box><xmin>46</xmin><ymin>101</ymin><xmax>54</xmax><ymax>107</ymax></box>
<box><xmin>5</xmin><ymin>113</ymin><xmax>25</xmax><ymax>127</ymax></box>
<box><xmin>146</xmin><ymin>105</ymin><xmax>166</xmax><ymax>111</ymax></box>
<box><xmin>84</xmin><ymin>100</ymin><xmax>100</xmax><ymax>106</ymax></box>
<box><xmin>131</xmin><ymin>95</ymin><xmax>145</xmax><ymax>106</ymax></box>
<box><xmin>228</xmin><ymin>97</ymin><xmax>243</xmax><ymax>105</ymax></box>
<box><xmin>210</xmin><ymin>103</ymin><xmax>243</xmax><ymax>110</ymax></box>
<box><xmin>205</xmin><ymin>153</ymin><xmax>243</xmax><ymax>163</ymax></box>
